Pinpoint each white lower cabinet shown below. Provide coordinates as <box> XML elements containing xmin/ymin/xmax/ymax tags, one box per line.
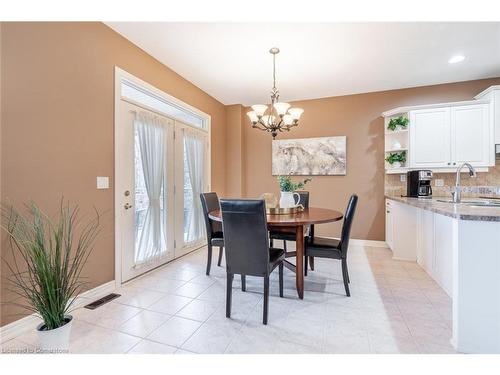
<box><xmin>386</xmin><ymin>199</ymin><xmax>417</xmax><ymax>261</ymax></box>
<box><xmin>416</xmin><ymin>208</ymin><xmax>434</xmax><ymax>272</ymax></box>
<box><xmin>433</xmin><ymin>213</ymin><xmax>454</xmax><ymax>296</ymax></box>
<box><xmin>385</xmin><ymin>200</ymin><xmax>393</xmax><ymax>250</ymax></box>
<box><xmin>387</xmin><ymin>199</ymin><xmax>453</xmax><ymax>296</ymax></box>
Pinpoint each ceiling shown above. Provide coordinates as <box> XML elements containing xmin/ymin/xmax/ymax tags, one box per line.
<box><xmin>106</xmin><ymin>22</ymin><xmax>500</xmax><ymax>105</ymax></box>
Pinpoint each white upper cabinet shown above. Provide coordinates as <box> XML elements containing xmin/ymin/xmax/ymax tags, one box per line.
<box><xmin>451</xmin><ymin>104</ymin><xmax>491</xmax><ymax>167</ymax></box>
<box><xmin>474</xmin><ymin>86</ymin><xmax>500</xmax><ymax>145</ymax></box>
<box><xmin>410</xmin><ymin>107</ymin><xmax>451</xmax><ymax>168</ymax></box>
<box><xmin>408</xmin><ymin>103</ymin><xmax>492</xmax><ymax>169</ymax></box>
<box><xmin>383</xmin><ymin>91</ymin><xmax>496</xmax><ymax>174</ymax></box>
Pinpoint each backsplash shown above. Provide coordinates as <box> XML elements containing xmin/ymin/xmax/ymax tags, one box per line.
<box><xmin>385</xmin><ymin>163</ymin><xmax>500</xmax><ymax>198</ymax></box>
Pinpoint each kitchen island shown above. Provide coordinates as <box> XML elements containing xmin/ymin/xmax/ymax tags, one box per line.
<box><xmin>385</xmin><ymin>196</ymin><xmax>500</xmax><ymax>354</ymax></box>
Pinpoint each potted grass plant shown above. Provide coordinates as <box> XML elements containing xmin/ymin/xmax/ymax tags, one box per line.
<box><xmin>277</xmin><ymin>175</ymin><xmax>312</xmax><ymax>208</ymax></box>
<box><xmin>1</xmin><ymin>201</ymin><xmax>99</xmax><ymax>353</ymax></box>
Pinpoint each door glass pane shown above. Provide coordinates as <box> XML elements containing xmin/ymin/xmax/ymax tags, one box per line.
<box><xmin>183</xmin><ymin>146</ymin><xmax>192</xmax><ymax>243</ymax></box>
<box><xmin>134</xmin><ymin>126</ymin><xmax>167</xmax><ymax>264</ymax></box>
<box><xmin>183</xmin><ymin>134</ymin><xmax>205</xmax><ymax>244</ymax></box>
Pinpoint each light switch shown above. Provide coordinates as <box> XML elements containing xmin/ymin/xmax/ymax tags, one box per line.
<box><xmin>435</xmin><ymin>179</ymin><xmax>444</xmax><ymax>187</ymax></box>
<box><xmin>400</xmin><ymin>174</ymin><xmax>406</xmax><ymax>182</ymax></box>
<box><xmin>97</xmin><ymin>177</ymin><xmax>109</xmax><ymax>189</ymax></box>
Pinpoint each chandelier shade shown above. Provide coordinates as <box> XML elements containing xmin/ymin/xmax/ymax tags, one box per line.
<box><xmin>247</xmin><ymin>47</ymin><xmax>303</xmax><ymax>139</ymax></box>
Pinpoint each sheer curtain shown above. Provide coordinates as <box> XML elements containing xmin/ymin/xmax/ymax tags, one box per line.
<box><xmin>184</xmin><ymin>128</ymin><xmax>206</xmax><ymax>243</ymax></box>
<box><xmin>134</xmin><ymin>111</ymin><xmax>167</xmax><ymax>266</ymax></box>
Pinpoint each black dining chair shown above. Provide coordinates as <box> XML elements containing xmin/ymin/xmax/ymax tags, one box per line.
<box><xmin>304</xmin><ymin>195</ymin><xmax>358</xmax><ymax>297</ymax></box>
<box><xmin>200</xmin><ymin>192</ymin><xmax>225</xmax><ymax>275</ymax></box>
<box><xmin>269</xmin><ymin>191</ymin><xmax>315</xmax><ymax>269</ymax></box>
<box><xmin>220</xmin><ymin>199</ymin><xmax>285</xmax><ymax>325</ymax></box>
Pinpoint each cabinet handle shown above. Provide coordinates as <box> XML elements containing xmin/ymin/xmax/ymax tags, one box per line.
<box><xmin>447</xmin><ymin>162</ymin><xmax>451</xmax><ymax>165</ymax></box>
<box><xmin>453</xmin><ymin>162</ymin><xmax>456</xmax><ymax>165</ymax></box>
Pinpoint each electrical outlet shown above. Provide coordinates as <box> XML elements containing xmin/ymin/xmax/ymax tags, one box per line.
<box><xmin>435</xmin><ymin>179</ymin><xmax>444</xmax><ymax>187</ymax></box>
<box><xmin>97</xmin><ymin>176</ymin><xmax>109</xmax><ymax>189</ymax></box>
<box><xmin>400</xmin><ymin>174</ymin><xmax>406</xmax><ymax>182</ymax></box>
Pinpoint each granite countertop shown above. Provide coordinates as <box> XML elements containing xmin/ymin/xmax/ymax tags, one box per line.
<box><xmin>385</xmin><ymin>196</ymin><xmax>500</xmax><ymax>222</ymax></box>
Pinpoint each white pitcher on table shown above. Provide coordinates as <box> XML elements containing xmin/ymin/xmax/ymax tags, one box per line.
<box><xmin>279</xmin><ymin>191</ymin><xmax>300</xmax><ymax>208</ymax></box>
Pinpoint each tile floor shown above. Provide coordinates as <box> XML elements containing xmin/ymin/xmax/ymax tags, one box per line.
<box><xmin>1</xmin><ymin>243</ymin><xmax>457</xmax><ymax>354</ymax></box>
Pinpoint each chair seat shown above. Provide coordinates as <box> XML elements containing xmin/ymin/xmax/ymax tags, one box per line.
<box><xmin>269</xmin><ymin>247</ymin><xmax>286</xmax><ymax>269</ymax></box>
<box><xmin>211</xmin><ymin>232</ymin><xmax>224</xmax><ymax>247</ymax></box>
<box><xmin>306</xmin><ymin>236</ymin><xmax>342</xmax><ymax>259</ymax></box>
<box><xmin>269</xmin><ymin>226</ymin><xmax>310</xmax><ymax>242</ymax></box>
<box><xmin>269</xmin><ymin>229</ymin><xmax>296</xmax><ymax>241</ymax></box>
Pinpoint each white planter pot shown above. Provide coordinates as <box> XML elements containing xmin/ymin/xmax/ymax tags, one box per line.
<box><xmin>36</xmin><ymin>315</ymin><xmax>73</xmax><ymax>353</ymax></box>
<box><xmin>279</xmin><ymin>191</ymin><xmax>300</xmax><ymax>208</ymax></box>
<box><xmin>392</xmin><ymin>162</ymin><xmax>402</xmax><ymax>168</ymax></box>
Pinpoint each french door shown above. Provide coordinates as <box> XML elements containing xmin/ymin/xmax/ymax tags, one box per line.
<box><xmin>116</xmin><ymin>100</ymin><xmax>209</xmax><ymax>283</ymax></box>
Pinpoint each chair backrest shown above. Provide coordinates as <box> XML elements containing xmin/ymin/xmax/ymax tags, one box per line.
<box><xmin>200</xmin><ymin>192</ymin><xmax>223</xmax><ymax>240</ymax></box>
<box><xmin>339</xmin><ymin>194</ymin><xmax>358</xmax><ymax>257</ymax></box>
<box><xmin>220</xmin><ymin>199</ymin><xmax>270</xmax><ymax>277</ymax></box>
<box><xmin>296</xmin><ymin>191</ymin><xmax>310</xmax><ymax>208</ymax></box>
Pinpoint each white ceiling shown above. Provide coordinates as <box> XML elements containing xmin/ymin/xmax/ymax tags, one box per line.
<box><xmin>106</xmin><ymin>22</ymin><xmax>500</xmax><ymax>105</ymax></box>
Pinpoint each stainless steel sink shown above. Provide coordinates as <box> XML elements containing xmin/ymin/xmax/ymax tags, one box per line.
<box><xmin>436</xmin><ymin>199</ymin><xmax>500</xmax><ymax>207</ymax></box>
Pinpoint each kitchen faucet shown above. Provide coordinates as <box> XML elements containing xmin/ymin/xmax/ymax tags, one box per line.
<box><xmin>452</xmin><ymin>162</ymin><xmax>477</xmax><ymax>203</ymax></box>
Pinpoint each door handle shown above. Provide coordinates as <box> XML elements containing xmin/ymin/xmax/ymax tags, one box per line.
<box><xmin>124</xmin><ymin>203</ymin><xmax>133</xmax><ymax>210</ymax></box>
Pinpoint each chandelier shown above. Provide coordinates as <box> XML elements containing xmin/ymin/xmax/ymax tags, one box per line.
<box><xmin>247</xmin><ymin>47</ymin><xmax>304</xmax><ymax>139</ymax></box>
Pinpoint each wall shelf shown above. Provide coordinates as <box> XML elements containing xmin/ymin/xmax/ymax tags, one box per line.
<box><xmin>385</xmin><ymin>168</ymin><xmax>409</xmax><ymax>174</ymax></box>
<box><xmin>385</xmin><ymin>148</ymin><xmax>408</xmax><ymax>153</ymax></box>
<box><xmin>385</xmin><ymin>129</ymin><xmax>409</xmax><ymax>135</ymax></box>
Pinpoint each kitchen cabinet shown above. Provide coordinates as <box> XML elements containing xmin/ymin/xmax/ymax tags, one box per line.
<box><xmin>386</xmin><ymin>199</ymin><xmax>417</xmax><ymax>261</ymax></box>
<box><xmin>385</xmin><ymin>200</ymin><xmax>393</xmax><ymax>250</ymax></box>
<box><xmin>410</xmin><ymin>107</ymin><xmax>451</xmax><ymax>168</ymax></box>
<box><xmin>383</xmin><ymin>96</ymin><xmax>494</xmax><ymax>174</ymax></box>
<box><xmin>451</xmin><ymin>104</ymin><xmax>492</xmax><ymax>167</ymax></box>
<box><xmin>409</xmin><ymin>103</ymin><xmax>492</xmax><ymax>169</ymax></box>
<box><xmin>416</xmin><ymin>208</ymin><xmax>434</xmax><ymax>272</ymax></box>
<box><xmin>474</xmin><ymin>85</ymin><xmax>500</xmax><ymax>144</ymax></box>
<box><xmin>388</xmin><ymin>198</ymin><xmax>452</xmax><ymax>296</ymax></box>
<box><xmin>433</xmin><ymin>213</ymin><xmax>453</xmax><ymax>296</ymax></box>
<box><xmin>385</xmin><ymin>197</ymin><xmax>500</xmax><ymax>353</ymax></box>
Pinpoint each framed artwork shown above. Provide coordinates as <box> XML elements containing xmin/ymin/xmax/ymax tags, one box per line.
<box><xmin>272</xmin><ymin>136</ymin><xmax>347</xmax><ymax>175</ymax></box>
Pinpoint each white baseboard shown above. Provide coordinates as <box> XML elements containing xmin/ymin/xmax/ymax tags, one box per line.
<box><xmin>0</xmin><ymin>280</ymin><xmax>116</xmax><ymax>343</ymax></box>
<box><xmin>317</xmin><ymin>236</ymin><xmax>388</xmax><ymax>248</ymax></box>
<box><xmin>349</xmin><ymin>239</ymin><xmax>388</xmax><ymax>248</ymax></box>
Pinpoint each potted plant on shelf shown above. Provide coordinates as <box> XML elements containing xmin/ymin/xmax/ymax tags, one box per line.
<box><xmin>385</xmin><ymin>151</ymin><xmax>407</xmax><ymax>168</ymax></box>
<box><xmin>277</xmin><ymin>175</ymin><xmax>312</xmax><ymax>208</ymax></box>
<box><xmin>1</xmin><ymin>201</ymin><xmax>100</xmax><ymax>353</ymax></box>
<box><xmin>387</xmin><ymin>116</ymin><xmax>409</xmax><ymax>131</ymax></box>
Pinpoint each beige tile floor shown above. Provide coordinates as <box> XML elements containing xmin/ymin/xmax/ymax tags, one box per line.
<box><xmin>1</xmin><ymin>243</ymin><xmax>457</xmax><ymax>354</ymax></box>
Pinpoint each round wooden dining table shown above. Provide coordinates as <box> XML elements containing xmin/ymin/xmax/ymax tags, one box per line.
<box><xmin>208</xmin><ymin>207</ymin><xmax>343</xmax><ymax>299</ymax></box>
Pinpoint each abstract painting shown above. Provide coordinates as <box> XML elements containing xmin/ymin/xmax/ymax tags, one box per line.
<box><xmin>272</xmin><ymin>136</ymin><xmax>347</xmax><ymax>175</ymax></box>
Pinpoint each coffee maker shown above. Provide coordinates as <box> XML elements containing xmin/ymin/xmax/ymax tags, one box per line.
<box><xmin>406</xmin><ymin>170</ymin><xmax>433</xmax><ymax>197</ymax></box>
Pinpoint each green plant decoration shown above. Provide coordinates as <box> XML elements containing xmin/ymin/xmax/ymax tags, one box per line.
<box><xmin>278</xmin><ymin>175</ymin><xmax>312</xmax><ymax>192</ymax></box>
<box><xmin>387</xmin><ymin>116</ymin><xmax>409</xmax><ymax>131</ymax></box>
<box><xmin>1</xmin><ymin>201</ymin><xmax>100</xmax><ymax>331</ymax></box>
<box><xmin>385</xmin><ymin>151</ymin><xmax>407</xmax><ymax>165</ymax></box>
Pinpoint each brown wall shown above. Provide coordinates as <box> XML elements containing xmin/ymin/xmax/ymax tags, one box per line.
<box><xmin>225</xmin><ymin>105</ymin><xmax>245</xmax><ymax>197</ymax></box>
<box><xmin>0</xmin><ymin>22</ymin><xmax>227</xmax><ymax>326</ymax></box>
<box><xmin>2</xmin><ymin>22</ymin><xmax>500</xmax><ymax>328</ymax></box>
<box><xmin>241</xmin><ymin>77</ymin><xmax>500</xmax><ymax>241</ymax></box>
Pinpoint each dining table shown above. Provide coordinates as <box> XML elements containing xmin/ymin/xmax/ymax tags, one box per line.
<box><xmin>208</xmin><ymin>207</ymin><xmax>344</xmax><ymax>299</ymax></box>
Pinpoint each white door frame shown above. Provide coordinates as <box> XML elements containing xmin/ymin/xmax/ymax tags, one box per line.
<box><xmin>114</xmin><ymin>67</ymin><xmax>211</xmax><ymax>287</ymax></box>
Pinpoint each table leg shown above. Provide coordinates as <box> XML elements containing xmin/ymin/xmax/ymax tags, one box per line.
<box><xmin>295</xmin><ymin>225</ymin><xmax>304</xmax><ymax>299</ymax></box>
